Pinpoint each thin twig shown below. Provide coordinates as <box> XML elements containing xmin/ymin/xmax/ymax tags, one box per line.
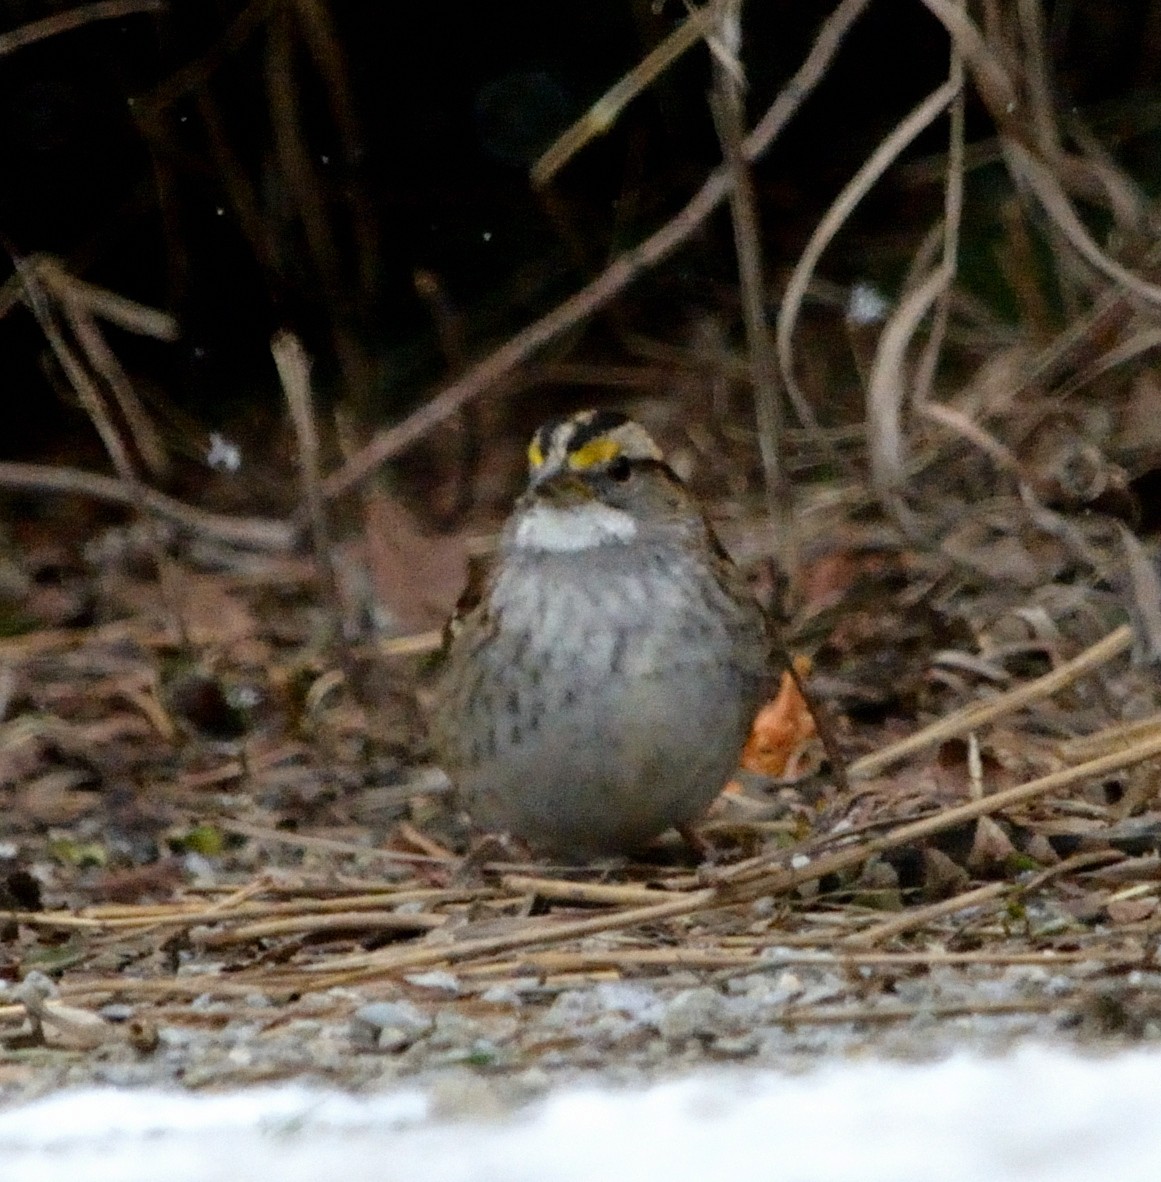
<box><xmin>867</xmin><ymin>266</ymin><xmax>953</xmax><ymax>498</ymax></box>
<box><xmin>777</xmin><ymin>77</ymin><xmax>960</xmax><ymax>465</ymax></box>
<box><xmin>304</xmin><ymin>889</ymin><xmax>719</xmax><ymax>985</ymax></box>
<box><xmin>532</xmin><ymin>4</ymin><xmax>718</xmax><ymax>186</ymax></box>
<box><xmin>265</xmin><ymin>17</ymin><xmax>371</xmax><ymax>406</ymax></box>
<box><xmin>61</xmin><ymin>298</ymin><xmax>169</xmax><ymax>479</ymax></box>
<box><xmin>0</xmin><ymin>462</ymin><xmax>294</xmax><ymax>550</ymax></box>
<box><xmin>1008</xmin><ymin>142</ymin><xmax>1161</xmax><ymax>309</ymax></box>
<box><xmin>773</xmin><ymin>996</ymin><xmax>1066</xmax><ymax>1026</ymax></box>
<box><xmin>143</xmin><ymin>0</ymin><xmax>276</xmax><ymax>111</ymax></box>
<box><xmin>0</xmin><ymin>257</ymin><xmax>179</xmax><ymax>338</ymax></box>
<box><xmin>458</xmin><ymin>946</ymin><xmax>1141</xmax><ymax>975</ymax></box>
<box><xmin>1059</xmin><ymin>712</ymin><xmax>1161</xmax><ymax>762</ymax></box>
<box><xmin>500</xmin><ymin>875</ymin><xmax>680</xmax><ymax>907</ymax></box>
<box><xmin>912</xmin><ymin>21</ymin><xmax>965</xmax><ymax>407</ymax></box>
<box><xmin>217</xmin><ymin>819</ymin><xmax>453</xmax><ymax>867</ymax></box>
<box><xmin>843</xmin><ymin>881</ymin><xmax>1010</xmax><ymax>948</ymax></box>
<box><xmin>709</xmin><ymin>0</ymin><xmax>791</xmax><ymax>568</ymax></box>
<box><xmin>287</xmin><ymin>0</ymin><xmax>379</xmax><ymax>300</ymax></box>
<box><xmin>195</xmin><ymin>89</ymin><xmax>279</xmax><ymax>279</ymax></box>
<box><xmin>271</xmin><ymin>331</ymin><xmax>342</xmax><ymax>646</ymax></box>
<box><xmin>0</xmin><ymin>0</ymin><xmax>162</xmax><ymax>56</ymax></box>
<box><xmin>198</xmin><ymin>910</ymin><xmax>448</xmax><ymax>947</ymax></box>
<box><xmin>15</xmin><ymin>261</ymin><xmax>189</xmax><ymax>647</ymax></box>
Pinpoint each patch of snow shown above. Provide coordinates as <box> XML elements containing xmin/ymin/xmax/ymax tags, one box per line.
<box><xmin>2</xmin><ymin>1046</ymin><xmax>1160</xmax><ymax>1182</ymax></box>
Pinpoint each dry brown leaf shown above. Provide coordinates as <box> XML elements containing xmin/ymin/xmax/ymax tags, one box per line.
<box><xmin>966</xmin><ymin>815</ymin><xmax>1017</xmax><ymax>875</ymax></box>
<box><xmin>1105</xmin><ymin>896</ymin><xmax>1158</xmax><ymax>925</ymax></box>
<box><xmin>852</xmin><ymin>857</ymin><xmax>903</xmax><ymax>911</ymax></box>
<box><xmin>15</xmin><ymin>770</ymin><xmax>98</xmax><ymax>825</ymax></box>
<box><xmin>921</xmin><ymin>846</ymin><xmax>972</xmax><ymax>900</ymax></box>
<box><xmin>799</xmin><ymin>551</ymin><xmax>864</xmax><ymax>612</ymax></box>
<box><xmin>357</xmin><ymin>489</ymin><xmax>470</xmax><ymax>632</ymax></box>
<box><xmin>90</xmin><ymin>858</ymin><xmax>186</xmax><ymax>904</ymax></box>
<box><xmin>1022</xmin><ymin>833</ymin><xmax>1060</xmax><ymax>866</ymax></box>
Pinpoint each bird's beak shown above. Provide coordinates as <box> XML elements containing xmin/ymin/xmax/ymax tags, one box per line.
<box><xmin>527</xmin><ymin>470</ymin><xmax>594</xmax><ymax>504</ymax></box>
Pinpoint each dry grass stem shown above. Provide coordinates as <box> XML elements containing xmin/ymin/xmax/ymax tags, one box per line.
<box><xmin>867</xmin><ymin>266</ymin><xmax>952</xmax><ymax>498</ymax></box>
<box><xmin>227</xmin><ymin>727</ymin><xmax>1161</xmax><ymax>990</ymax></box>
<box><xmin>727</xmin><ymin>733</ymin><xmax>1161</xmax><ymax>895</ymax></box>
<box><xmin>459</xmin><ymin>947</ymin><xmax>1143</xmax><ymax>975</ymax></box>
<box><xmin>287</xmin><ymin>0</ymin><xmax>379</xmax><ymax>299</ymax></box>
<box><xmin>849</xmin><ymin>625</ymin><xmax>1133</xmax><ymax>778</ymax></box>
<box><xmin>378</xmin><ymin>630</ymin><xmax>444</xmax><ymax>658</ymax></box>
<box><xmin>62</xmin><ymin>299</ymin><xmax>169</xmax><ymax>479</ymax></box>
<box><xmin>0</xmin><ymin>463</ymin><xmax>293</xmax><ymax>549</ymax></box>
<box><xmin>499</xmin><ymin>876</ymin><xmax>680</xmax><ymax>907</ymax></box>
<box><xmin>198</xmin><ymin>910</ymin><xmax>448</xmax><ymax>946</ymax></box>
<box><xmin>842</xmin><ymin>882</ymin><xmax>1011</xmax><ymax>948</ymax></box>
<box><xmin>216</xmin><ymin>820</ymin><xmax>453</xmax><ymax>867</ymax></box>
<box><xmin>1058</xmin><ymin>714</ymin><xmax>1161</xmax><ymax>763</ymax></box>
<box><xmin>0</xmin><ymin>257</ymin><xmax>179</xmax><ymax>339</ymax></box>
<box><xmin>778</xmin><ymin>77</ymin><xmax>960</xmax><ymax>455</ymax></box>
<box><xmin>532</xmin><ymin>3</ymin><xmax>717</xmax><ymax>186</ymax></box>
<box><xmin>710</xmin><ymin>1</ymin><xmax>791</xmax><ymax>563</ymax></box>
<box><xmin>1008</xmin><ymin>143</ymin><xmax>1161</xmax><ymax>310</ymax></box>
<box><xmin>912</xmin><ymin>27</ymin><xmax>965</xmax><ymax>408</ymax></box>
<box><xmin>774</xmin><ymin>997</ymin><xmax>1064</xmax><ymax>1026</ymax></box>
<box><xmin>15</xmin><ymin>260</ymin><xmax>190</xmax><ymax>647</ymax></box>
<box><xmin>271</xmin><ymin>331</ymin><xmax>342</xmax><ymax>645</ymax></box>
<box><xmin>0</xmin><ymin>0</ymin><xmax>162</xmax><ymax>57</ymax></box>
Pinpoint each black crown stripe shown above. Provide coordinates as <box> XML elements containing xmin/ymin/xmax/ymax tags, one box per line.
<box><xmin>565</xmin><ymin>409</ymin><xmax>631</xmax><ymax>454</ymax></box>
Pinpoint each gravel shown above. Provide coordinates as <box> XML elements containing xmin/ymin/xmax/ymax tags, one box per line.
<box><xmin>3</xmin><ymin>954</ymin><xmax>1157</xmax><ymax>1110</ymax></box>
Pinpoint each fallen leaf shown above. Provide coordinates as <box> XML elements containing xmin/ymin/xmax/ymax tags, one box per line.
<box><xmin>358</xmin><ymin>489</ymin><xmax>470</xmax><ymax>632</ymax></box>
<box><xmin>852</xmin><ymin>857</ymin><xmax>903</xmax><ymax>911</ymax></box>
<box><xmin>1105</xmin><ymin>896</ymin><xmax>1158</xmax><ymax>925</ymax></box>
<box><xmin>740</xmin><ymin>656</ymin><xmax>817</xmax><ymax>778</ymax></box>
<box><xmin>920</xmin><ymin>846</ymin><xmax>971</xmax><ymax>900</ymax></box>
<box><xmin>966</xmin><ymin>815</ymin><xmax>1017</xmax><ymax>875</ymax></box>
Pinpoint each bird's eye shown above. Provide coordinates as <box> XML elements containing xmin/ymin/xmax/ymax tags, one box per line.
<box><xmin>606</xmin><ymin>456</ymin><xmax>632</xmax><ymax>482</ymax></box>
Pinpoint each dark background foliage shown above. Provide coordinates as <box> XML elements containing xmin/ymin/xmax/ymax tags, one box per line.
<box><xmin>1</xmin><ymin>0</ymin><xmax>1160</xmax><ymax>512</ymax></box>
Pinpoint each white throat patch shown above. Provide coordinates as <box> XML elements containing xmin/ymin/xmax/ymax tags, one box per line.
<box><xmin>513</xmin><ymin>501</ymin><xmax>638</xmax><ymax>551</ymax></box>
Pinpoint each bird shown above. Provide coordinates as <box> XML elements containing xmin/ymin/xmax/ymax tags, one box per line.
<box><xmin>429</xmin><ymin>408</ymin><xmax>773</xmax><ymax>859</ymax></box>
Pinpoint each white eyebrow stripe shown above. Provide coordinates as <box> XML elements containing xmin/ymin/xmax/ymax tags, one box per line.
<box><xmin>513</xmin><ymin>502</ymin><xmax>638</xmax><ymax>551</ymax></box>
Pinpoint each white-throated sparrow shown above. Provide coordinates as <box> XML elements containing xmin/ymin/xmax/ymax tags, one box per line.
<box><xmin>430</xmin><ymin>409</ymin><xmax>773</xmax><ymax>859</ymax></box>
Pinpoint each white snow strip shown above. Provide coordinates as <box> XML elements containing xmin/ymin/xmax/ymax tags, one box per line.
<box><xmin>1</xmin><ymin>1046</ymin><xmax>1159</xmax><ymax>1182</ymax></box>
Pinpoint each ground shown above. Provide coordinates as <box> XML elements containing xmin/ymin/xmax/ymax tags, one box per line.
<box><xmin>1</xmin><ymin>501</ymin><xmax>1159</xmax><ymax>1101</ymax></box>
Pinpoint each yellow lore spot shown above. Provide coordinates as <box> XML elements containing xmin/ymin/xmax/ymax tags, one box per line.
<box><xmin>568</xmin><ymin>437</ymin><xmax>621</xmax><ymax>470</ymax></box>
<box><xmin>527</xmin><ymin>439</ymin><xmax>545</xmax><ymax>470</ymax></box>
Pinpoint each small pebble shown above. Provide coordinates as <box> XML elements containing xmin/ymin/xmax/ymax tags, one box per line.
<box><xmin>351</xmin><ymin>1000</ymin><xmax>433</xmax><ymax>1052</ymax></box>
<box><xmin>98</xmin><ymin>1004</ymin><xmax>136</xmax><ymax>1023</ymax></box>
<box><xmin>427</xmin><ymin>1010</ymin><xmax>489</xmax><ymax>1050</ymax></box>
<box><xmin>404</xmin><ymin>971</ymin><xmax>461</xmax><ymax>994</ymax></box>
<box><xmin>657</xmin><ymin>988</ymin><xmax>727</xmax><ymax>1043</ymax></box>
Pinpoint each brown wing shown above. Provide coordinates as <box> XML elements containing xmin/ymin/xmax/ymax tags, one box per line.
<box><xmin>702</xmin><ymin>510</ymin><xmax>785</xmax><ymax>688</ymax></box>
<box><xmin>441</xmin><ymin>551</ymin><xmax>492</xmax><ymax>650</ymax></box>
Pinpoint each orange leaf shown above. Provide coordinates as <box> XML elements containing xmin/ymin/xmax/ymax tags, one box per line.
<box><xmin>740</xmin><ymin>655</ymin><xmax>817</xmax><ymax>778</ymax></box>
